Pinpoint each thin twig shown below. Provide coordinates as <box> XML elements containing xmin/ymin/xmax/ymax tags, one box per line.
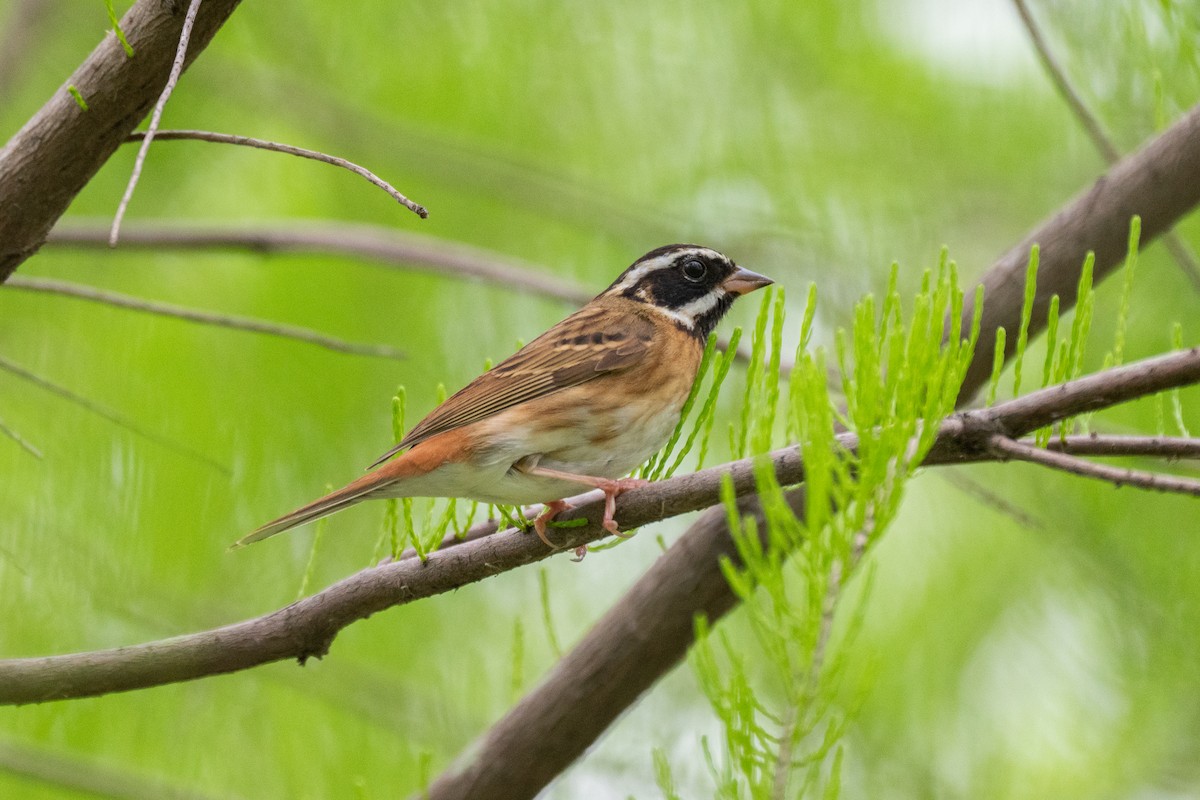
<box><xmin>0</xmin><ymin>352</ymin><xmax>227</xmax><ymax>474</ymax></box>
<box><xmin>48</xmin><ymin>221</ymin><xmax>588</xmax><ymax>303</ymax></box>
<box><xmin>109</xmin><ymin>0</ymin><xmax>204</xmax><ymax>246</ymax></box>
<box><xmin>1</xmin><ymin>348</ymin><xmax>1197</xmax><ymax>705</ymax></box>
<box><xmin>938</xmin><ymin>471</ymin><xmax>1047</xmax><ymax>531</ymax></box>
<box><xmin>0</xmin><ymin>737</ymin><xmax>229</xmax><ymax>800</ymax></box>
<box><xmin>122</xmin><ymin>130</ymin><xmax>428</xmax><ymax>220</ymax></box>
<box><xmin>5</xmin><ymin>276</ymin><xmax>406</xmax><ymax>360</ymax></box>
<box><xmin>0</xmin><ymin>416</ymin><xmax>42</xmax><ymax>459</ymax></box>
<box><xmin>1044</xmin><ymin>434</ymin><xmax>1200</xmax><ymax>461</ymax></box>
<box><xmin>987</xmin><ymin>434</ymin><xmax>1200</xmax><ymax>497</ymax></box>
<box><xmin>1011</xmin><ymin>0</ymin><xmax>1200</xmax><ymax>290</ymax></box>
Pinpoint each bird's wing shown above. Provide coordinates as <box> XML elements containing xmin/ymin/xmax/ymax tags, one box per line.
<box><xmin>368</xmin><ymin>303</ymin><xmax>653</xmax><ymax>468</ymax></box>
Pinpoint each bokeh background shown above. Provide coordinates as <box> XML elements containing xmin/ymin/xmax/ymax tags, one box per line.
<box><xmin>1</xmin><ymin>1</ymin><xmax>1199</xmax><ymax>797</ymax></box>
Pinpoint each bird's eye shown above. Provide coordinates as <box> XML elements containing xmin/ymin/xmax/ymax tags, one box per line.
<box><xmin>681</xmin><ymin>258</ymin><xmax>708</xmax><ymax>283</ymax></box>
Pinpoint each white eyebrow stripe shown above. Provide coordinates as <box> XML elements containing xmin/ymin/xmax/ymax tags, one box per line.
<box><xmin>609</xmin><ymin>246</ymin><xmax>723</xmax><ymax>294</ymax></box>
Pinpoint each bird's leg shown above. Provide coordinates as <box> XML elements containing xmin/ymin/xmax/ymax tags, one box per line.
<box><xmin>532</xmin><ymin>499</ymin><xmax>573</xmax><ymax>548</ymax></box>
<box><xmin>521</xmin><ymin>465</ymin><xmax>648</xmax><ymax>538</ymax></box>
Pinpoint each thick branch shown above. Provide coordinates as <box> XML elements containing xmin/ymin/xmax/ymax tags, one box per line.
<box><xmin>0</xmin><ymin>347</ymin><xmax>1196</xmax><ymax>706</ymax></box>
<box><xmin>956</xmin><ymin>102</ymin><xmax>1200</xmax><ymax>399</ymax></box>
<box><xmin>0</xmin><ymin>0</ymin><xmax>245</xmax><ymax>282</ymax></box>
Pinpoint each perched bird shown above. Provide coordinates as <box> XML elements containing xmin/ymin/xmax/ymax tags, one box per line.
<box><xmin>235</xmin><ymin>244</ymin><xmax>771</xmax><ymax>551</ymax></box>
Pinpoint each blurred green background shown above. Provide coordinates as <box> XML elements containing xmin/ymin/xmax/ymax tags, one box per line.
<box><xmin>1</xmin><ymin>1</ymin><xmax>1198</xmax><ymax>797</ymax></box>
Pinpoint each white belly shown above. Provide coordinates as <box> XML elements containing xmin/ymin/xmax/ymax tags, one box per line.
<box><xmin>379</xmin><ymin>399</ymin><xmax>684</xmax><ymax>506</ymax></box>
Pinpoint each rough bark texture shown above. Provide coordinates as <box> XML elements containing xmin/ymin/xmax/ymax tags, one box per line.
<box><xmin>0</xmin><ymin>0</ymin><xmax>244</xmax><ymax>282</ymax></box>
<box><xmin>957</xmin><ymin>103</ymin><xmax>1200</xmax><ymax>400</ymax></box>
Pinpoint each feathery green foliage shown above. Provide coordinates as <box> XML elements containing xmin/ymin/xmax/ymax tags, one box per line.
<box><xmin>1111</xmin><ymin>217</ymin><xmax>1141</xmax><ymax>367</ymax></box>
<box><xmin>538</xmin><ymin>568</ymin><xmax>563</xmax><ymax>658</ymax></box>
<box><xmin>1171</xmin><ymin>322</ymin><xmax>1192</xmax><ymax>437</ymax></box>
<box><xmin>693</xmin><ymin>259</ymin><xmax>979</xmax><ymax>798</ymax></box>
<box><xmin>1012</xmin><ymin>246</ymin><xmax>1040</xmax><ymax>396</ymax></box>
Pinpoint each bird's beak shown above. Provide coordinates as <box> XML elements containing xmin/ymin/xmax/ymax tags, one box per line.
<box><xmin>722</xmin><ymin>266</ymin><xmax>774</xmax><ymax>296</ymax></box>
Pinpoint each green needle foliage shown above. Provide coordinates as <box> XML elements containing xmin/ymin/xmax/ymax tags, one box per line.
<box><xmin>692</xmin><ymin>258</ymin><xmax>980</xmax><ymax>799</ymax></box>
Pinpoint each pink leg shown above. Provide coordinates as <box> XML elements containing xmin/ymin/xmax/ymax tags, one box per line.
<box><xmin>522</xmin><ymin>466</ymin><xmax>648</xmax><ymax>538</ymax></box>
<box><xmin>532</xmin><ymin>499</ymin><xmax>573</xmax><ymax>548</ymax></box>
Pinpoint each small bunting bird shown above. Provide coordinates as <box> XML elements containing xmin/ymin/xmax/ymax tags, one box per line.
<box><xmin>236</xmin><ymin>244</ymin><xmax>771</xmax><ymax>551</ymax></box>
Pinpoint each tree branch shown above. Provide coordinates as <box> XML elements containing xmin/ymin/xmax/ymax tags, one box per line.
<box><xmin>5</xmin><ymin>276</ymin><xmax>406</xmax><ymax>360</ymax></box>
<box><xmin>955</xmin><ymin>102</ymin><xmax>1200</xmax><ymax>400</ymax></box>
<box><xmin>0</xmin><ymin>352</ymin><xmax>227</xmax><ymax>474</ymax></box>
<box><xmin>987</xmin><ymin>434</ymin><xmax>1200</xmax><ymax>496</ymax></box>
<box><xmin>120</xmin><ymin>130</ymin><xmax>429</xmax><ymax>222</ymax></box>
<box><xmin>0</xmin><ymin>0</ymin><xmax>245</xmax><ymax>282</ymax></box>
<box><xmin>46</xmin><ymin>221</ymin><xmax>592</xmax><ymax>304</ymax></box>
<box><xmin>1010</xmin><ymin>0</ymin><xmax>1200</xmax><ymax>290</ymax></box>
<box><xmin>0</xmin><ymin>347</ymin><xmax>1196</xmax><ymax>706</ymax></box>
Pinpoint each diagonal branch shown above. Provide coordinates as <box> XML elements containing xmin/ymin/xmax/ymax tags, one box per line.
<box><xmin>954</xmin><ymin>102</ymin><xmax>1200</xmax><ymax>399</ymax></box>
<box><xmin>987</xmin><ymin>434</ymin><xmax>1200</xmax><ymax>497</ymax></box>
<box><xmin>5</xmin><ymin>276</ymin><xmax>406</xmax><ymax>360</ymax></box>
<box><xmin>0</xmin><ymin>347</ymin><xmax>1196</xmax><ymax>706</ymax></box>
<box><xmin>1010</xmin><ymin>0</ymin><xmax>1200</xmax><ymax>290</ymax></box>
<box><xmin>0</xmin><ymin>352</ymin><xmax>226</xmax><ymax>474</ymax></box>
<box><xmin>0</xmin><ymin>416</ymin><xmax>42</xmax><ymax>459</ymax></box>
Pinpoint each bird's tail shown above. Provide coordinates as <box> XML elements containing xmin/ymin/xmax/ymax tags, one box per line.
<box><xmin>231</xmin><ymin>473</ymin><xmax>384</xmax><ymax>549</ymax></box>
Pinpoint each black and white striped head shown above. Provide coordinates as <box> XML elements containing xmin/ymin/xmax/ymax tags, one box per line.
<box><xmin>603</xmin><ymin>244</ymin><xmax>773</xmax><ymax>339</ymax></box>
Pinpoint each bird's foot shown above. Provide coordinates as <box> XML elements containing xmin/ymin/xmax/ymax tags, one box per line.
<box><xmin>594</xmin><ymin>477</ymin><xmax>649</xmax><ymax>538</ymax></box>
<box><xmin>532</xmin><ymin>499</ymin><xmax>573</xmax><ymax>548</ymax></box>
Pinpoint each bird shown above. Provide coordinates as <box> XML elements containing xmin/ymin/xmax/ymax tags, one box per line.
<box><xmin>234</xmin><ymin>244</ymin><xmax>772</xmax><ymax>552</ymax></box>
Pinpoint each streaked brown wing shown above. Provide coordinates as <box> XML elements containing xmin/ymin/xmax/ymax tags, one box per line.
<box><xmin>368</xmin><ymin>302</ymin><xmax>654</xmax><ymax>467</ymax></box>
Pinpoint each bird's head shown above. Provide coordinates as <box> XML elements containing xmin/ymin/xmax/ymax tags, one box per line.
<box><xmin>602</xmin><ymin>244</ymin><xmax>773</xmax><ymax>339</ymax></box>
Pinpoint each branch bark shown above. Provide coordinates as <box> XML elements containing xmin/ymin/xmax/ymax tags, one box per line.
<box><xmin>0</xmin><ymin>0</ymin><xmax>245</xmax><ymax>282</ymax></box>
<box><xmin>0</xmin><ymin>347</ymin><xmax>1196</xmax><ymax>706</ymax></box>
<box><xmin>956</xmin><ymin>102</ymin><xmax>1200</xmax><ymax>400</ymax></box>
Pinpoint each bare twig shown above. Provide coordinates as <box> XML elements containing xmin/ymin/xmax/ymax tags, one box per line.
<box><xmin>48</xmin><ymin>221</ymin><xmax>589</xmax><ymax>303</ymax></box>
<box><xmin>1044</xmin><ymin>434</ymin><xmax>1200</xmax><ymax>461</ymax></box>
<box><xmin>0</xmin><ymin>737</ymin><xmax>229</xmax><ymax>800</ymax></box>
<box><xmin>0</xmin><ymin>416</ymin><xmax>42</xmax><ymax>459</ymax></box>
<box><xmin>938</xmin><ymin>471</ymin><xmax>1047</xmax><ymax>530</ymax></box>
<box><xmin>5</xmin><ymin>276</ymin><xmax>406</xmax><ymax>360</ymax></box>
<box><xmin>0</xmin><ymin>348</ymin><xmax>1196</xmax><ymax>706</ymax></box>
<box><xmin>1010</xmin><ymin>0</ymin><xmax>1200</xmax><ymax>290</ymax></box>
<box><xmin>122</xmin><ymin>130</ymin><xmax>429</xmax><ymax>220</ymax></box>
<box><xmin>109</xmin><ymin>0</ymin><xmax>204</xmax><ymax>246</ymax></box>
<box><xmin>0</xmin><ymin>352</ymin><xmax>226</xmax><ymax>473</ymax></box>
<box><xmin>987</xmin><ymin>434</ymin><xmax>1200</xmax><ymax>497</ymax></box>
